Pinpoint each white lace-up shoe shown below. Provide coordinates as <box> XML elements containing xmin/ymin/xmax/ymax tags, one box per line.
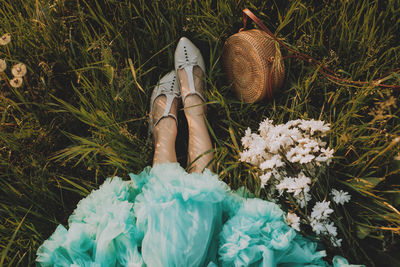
<box><xmin>174</xmin><ymin>37</ymin><xmax>206</xmax><ymax>104</ymax></box>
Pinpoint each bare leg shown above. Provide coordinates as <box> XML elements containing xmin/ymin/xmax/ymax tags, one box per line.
<box><xmin>177</xmin><ymin>66</ymin><xmax>214</xmax><ymax>173</ymax></box>
<box><xmin>152</xmin><ymin>96</ymin><xmax>179</xmax><ymax>165</ymax></box>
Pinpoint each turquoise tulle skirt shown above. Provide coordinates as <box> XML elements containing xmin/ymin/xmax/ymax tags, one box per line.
<box><xmin>36</xmin><ymin>163</ymin><xmax>360</xmax><ymax>267</ymax></box>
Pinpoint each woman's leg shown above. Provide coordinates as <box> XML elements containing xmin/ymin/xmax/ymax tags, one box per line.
<box><xmin>152</xmin><ymin>96</ymin><xmax>179</xmax><ymax>165</ymax></box>
<box><xmin>177</xmin><ymin>66</ymin><xmax>214</xmax><ymax>173</ymax></box>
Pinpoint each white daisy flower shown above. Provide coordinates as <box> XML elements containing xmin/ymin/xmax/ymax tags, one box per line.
<box><xmin>276</xmin><ymin>173</ymin><xmax>311</xmax><ymax>200</ymax></box>
<box><xmin>0</xmin><ymin>33</ymin><xmax>11</xmax><ymax>45</ymax></box>
<box><xmin>311</xmin><ymin>200</ymin><xmax>334</xmax><ymax>220</ymax></box>
<box><xmin>259</xmin><ymin>172</ymin><xmax>272</xmax><ymax>188</ymax></box>
<box><xmin>286</xmin><ymin>212</ymin><xmax>301</xmax><ymax>231</ymax></box>
<box><xmin>295</xmin><ymin>190</ymin><xmax>311</xmax><ymax>208</ymax></box>
<box><xmin>331</xmin><ymin>189</ymin><xmax>351</xmax><ymax>205</ymax></box>
<box><xmin>286</xmin><ymin>119</ymin><xmax>302</xmax><ymax>128</ymax></box>
<box><xmin>299</xmin><ymin>119</ymin><xmax>331</xmax><ymax>135</ymax></box>
<box><xmin>325</xmin><ymin>221</ymin><xmax>338</xmax><ymax>237</ymax></box>
<box><xmin>310</xmin><ymin>219</ymin><xmax>326</xmax><ymax>234</ymax></box>
<box><xmin>11</xmin><ymin>63</ymin><xmax>27</xmax><ymax>77</ymax></box>
<box><xmin>299</xmin><ymin>154</ymin><xmax>315</xmax><ymax>164</ymax></box>
<box><xmin>241</xmin><ymin>128</ymin><xmax>252</xmax><ymax>148</ymax></box>
<box><xmin>276</xmin><ymin>177</ymin><xmax>295</xmax><ymax>195</ymax></box>
<box><xmin>258</xmin><ymin>118</ymin><xmax>273</xmax><ymax>138</ymax></box>
<box><xmin>331</xmin><ymin>237</ymin><xmax>342</xmax><ymax>247</ymax></box>
<box><xmin>259</xmin><ymin>154</ymin><xmax>284</xmax><ymax>170</ymax></box>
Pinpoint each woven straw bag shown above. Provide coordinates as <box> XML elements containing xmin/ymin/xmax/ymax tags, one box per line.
<box><xmin>223</xmin><ymin>9</ymin><xmax>400</xmax><ymax>101</ymax></box>
<box><xmin>222</xmin><ymin>9</ymin><xmax>285</xmax><ymax>103</ymax></box>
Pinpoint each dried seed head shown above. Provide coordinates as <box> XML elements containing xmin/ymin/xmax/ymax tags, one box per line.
<box><xmin>0</xmin><ymin>59</ymin><xmax>6</xmax><ymax>72</ymax></box>
<box><xmin>10</xmin><ymin>77</ymin><xmax>23</xmax><ymax>88</ymax></box>
<box><xmin>0</xmin><ymin>33</ymin><xmax>11</xmax><ymax>45</ymax></box>
<box><xmin>12</xmin><ymin>63</ymin><xmax>27</xmax><ymax>77</ymax></box>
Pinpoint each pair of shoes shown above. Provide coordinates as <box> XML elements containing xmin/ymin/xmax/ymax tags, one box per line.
<box><xmin>149</xmin><ymin>37</ymin><xmax>206</xmax><ymax>133</ymax></box>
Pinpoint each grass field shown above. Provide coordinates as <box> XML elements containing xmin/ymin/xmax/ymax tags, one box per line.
<box><xmin>0</xmin><ymin>0</ymin><xmax>399</xmax><ymax>266</ymax></box>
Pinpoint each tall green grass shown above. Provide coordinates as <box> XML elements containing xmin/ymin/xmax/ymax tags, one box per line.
<box><xmin>0</xmin><ymin>0</ymin><xmax>399</xmax><ymax>265</ymax></box>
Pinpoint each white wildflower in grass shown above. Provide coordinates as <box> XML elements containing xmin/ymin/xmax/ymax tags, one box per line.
<box><xmin>295</xmin><ymin>190</ymin><xmax>312</xmax><ymax>208</ymax></box>
<box><xmin>11</xmin><ymin>63</ymin><xmax>27</xmax><ymax>77</ymax></box>
<box><xmin>315</xmin><ymin>147</ymin><xmax>334</xmax><ymax>165</ymax></box>
<box><xmin>276</xmin><ymin>173</ymin><xmax>311</xmax><ymax>198</ymax></box>
<box><xmin>286</xmin><ymin>212</ymin><xmax>301</xmax><ymax>231</ymax></box>
<box><xmin>259</xmin><ymin>154</ymin><xmax>284</xmax><ymax>170</ymax></box>
<box><xmin>325</xmin><ymin>221</ymin><xmax>338</xmax><ymax>237</ymax></box>
<box><xmin>309</xmin><ymin>201</ymin><xmax>342</xmax><ymax>247</ymax></box>
<box><xmin>331</xmin><ymin>237</ymin><xmax>342</xmax><ymax>248</ymax></box>
<box><xmin>310</xmin><ymin>216</ymin><xmax>341</xmax><ymax>247</ymax></box>
<box><xmin>241</xmin><ymin>128</ymin><xmax>253</xmax><ymax>148</ymax></box>
<box><xmin>311</xmin><ymin>200</ymin><xmax>334</xmax><ymax>220</ymax></box>
<box><xmin>276</xmin><ymin>177</ymin><xmax>296</xmax><ymax>195</ymax></box>
<box><xmin>10</xmin><ymin>77</ymin><xmax>23</xmax><ymax>88</ymax></box>
<box><xmin>259</xmin><ymin>172</ymin><xmax>272</xmax><ymax>188</ymax></box>
<box><xmin>258</xmin><ymin>118</ymin><xmax>273</xmax><ymax>138</ymax></box>
<box><xmin>311</xmin><ymin>204</ymin><xmax>331</xmax><ymax>223</ymax></box>
<box><xmin>0</xmin><ymin>33</ymin><xmax>11</xmax><ymax>45</ymax></box>
<box><xmin>316</xmin><ymin>138</ymin><xmax>327</xmax><ymax>147</ymax></box>
<box><xmin>0</xmin><ymin>59</ymin><xmax>6</xmax><ymax>72</ymax></box>
<box><xmin>285</xmin><ymin>119</ymin><xmax>302</xmax><ymax>128</ymax></box>
<box><xmin>298</xmin><ymin>119</ymin><xmax>331</xmax><ymax>135</ymax></box>
<box><xmin>310</xmin><ymin>218</ymin><xmax>326</xmax><ymax>235</ymax></box>
<box><xmin>331</xmin><ymin>189</ymin><xmax>351</xmax><ymax>205</ymax></box>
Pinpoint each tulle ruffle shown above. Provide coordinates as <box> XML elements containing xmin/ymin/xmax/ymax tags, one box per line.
<box><xmin>36</xmin><ymin>177</ymin><xmax>143</xmax><ymax>266</ymax></box>
<box><xmin>36</xmin><ymin>163</ymin><xmax>362</xmax><ymax>267</ymax></box>
<box><xmin>218</xmin><ymin>198</ymin><xmax>326</xmax><ymax>266</ymax></box>
<box><xmin>133</xmin><ymin>163</ymin><xmax>229</xmax><ymax>266</ymax></box>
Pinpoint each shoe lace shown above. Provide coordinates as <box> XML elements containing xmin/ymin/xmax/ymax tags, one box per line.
<box><xmin>159</xmin><ymin>76</ymin><xmax>179</xmax><ymax>97</ymax></box>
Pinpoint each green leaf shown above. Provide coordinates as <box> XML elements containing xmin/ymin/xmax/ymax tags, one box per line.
<box><xmin>356</xmin><ymin>224</ymin><xmax>372</xmax><ymax>239</ymax></box>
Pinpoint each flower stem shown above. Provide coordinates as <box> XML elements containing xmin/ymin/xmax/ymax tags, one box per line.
<box><xmin>0</xmin><ymin>72</ymin><xmax>11</xmax><ymax>89</ymax></box>
<box><xmin>24</xmin><ymin>76</ymin><xmax>35</xmax><ymax>100</ymax></box>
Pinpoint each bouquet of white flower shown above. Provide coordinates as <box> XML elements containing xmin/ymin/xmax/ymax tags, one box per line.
<box><xmin>240</xmin><ymin>118</ymin><xmax>351</xmax><ymax>247</ymax></box>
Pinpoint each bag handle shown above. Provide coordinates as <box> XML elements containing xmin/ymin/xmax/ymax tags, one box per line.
<box><xmin>241</xmin><ymin>8</ymin><xmax>400</xmax><ymax>90</ymax></box>
<box><xmin>240</xmin><ymin>9</ymin><xmax>277</xmax><ymax>99</ymax></box>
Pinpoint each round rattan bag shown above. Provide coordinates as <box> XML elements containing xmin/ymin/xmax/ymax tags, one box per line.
<box><xmin>222</xmin><ymin>29</ymin><xmax>285</xmax><ymax>103</ymax></box>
